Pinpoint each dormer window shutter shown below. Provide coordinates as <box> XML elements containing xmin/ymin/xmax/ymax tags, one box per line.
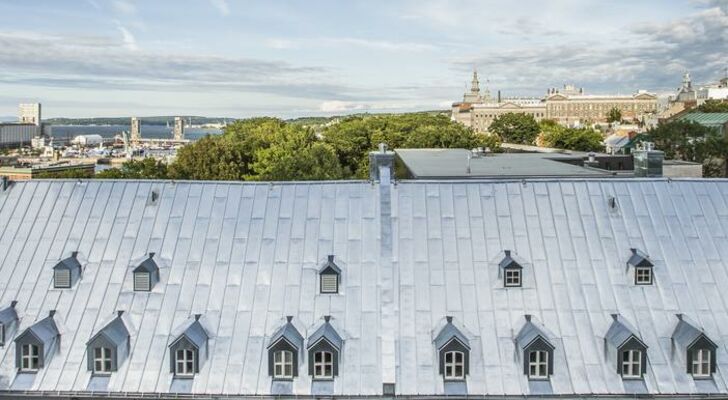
<box><xmin>134</xmin><ymin>271</ymin><xmax>151</xmax><ymax>292</ymax></box>
<box><xmin>54</xmin><ymin>269</ymin><xmax>71</xmax><ymax>289</ymax></box>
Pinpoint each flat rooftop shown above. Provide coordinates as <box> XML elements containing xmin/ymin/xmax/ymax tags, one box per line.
<box><xmin>396</xmin><ymin>148</ymin><xmax>616</xmax><ymax>179</ymax></box>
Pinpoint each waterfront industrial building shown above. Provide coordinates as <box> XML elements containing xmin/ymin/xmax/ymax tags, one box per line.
<box><xmin>0</xmin><ymin>149</ymin><xmax>726</xmax><ymax>398</ymax></box>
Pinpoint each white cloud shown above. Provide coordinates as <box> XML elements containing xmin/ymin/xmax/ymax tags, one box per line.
<box><xmin>208</xmin><ymin>0</ymin><xmax>230</xmax><ymax>16</ymax></box>
<box><xmin>115</xmin><ymin>23</ymin><xmax>138</xmax><ymax>51</ymax></box>
<box><xmin>264</xmin><ymin>36</ymin><xmax>437</xmax><ymax>52</ymax></box>
<box><xmin>319</xmin><ymin>101</ymin><xmax>368</xmax><ymax>113</ymax></box>
<box><xmin>111</xmin><ymin>0</ymin><xmax>136</xmax><ymax>15</ymax></box>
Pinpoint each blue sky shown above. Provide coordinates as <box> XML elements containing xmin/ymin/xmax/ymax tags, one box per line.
<box><xmin>0</xmin><ymin>0</ymin><xmax>726</xmax><ymax>118</ymax></box>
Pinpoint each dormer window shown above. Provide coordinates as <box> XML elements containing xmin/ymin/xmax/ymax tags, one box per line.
<box><xmin>516</xmin><ymin>315</ymin><xmax>555</xmax><ymax>380</ymax></box>
<box><xmin>21</xmin><ymin>344</ymin><xmax>40</xmax><ymax>372</ymax></box>
<box><xmin>319</xmin><ymin>255</ymin><xmax>341</xmax><ymax>294</ymax></box>
<box><xmin>53</xmin><ymin>252</ymin><xmax>81</xmax><ymax>289</ymax></box>
<box><xmin>307</xmin><ymin>316</ymin><xmax>343</xmax><ymax>380</ymax></box>
<box><xmin>133</xmin><ymin>253</ymin><xmax>160</xmax><ymax>292</ymax></box>
<box><xmin>86</xmin><ymin>311</ymin><xmax>130</xmax><ymax>375</ymax></box>
<box><xmin>500</xmin><ymin>250</ymin><xmax>523</xmax><ymax>288</ymax></box>
<box><xmin>627</xmin><ymin>248</ymin><xmax>653</xmax><ymax>286</ymax></box>
<box><xmin>15</xmin><ymin>310</ymin><xmax>60</xmax><ymax>373</ymax></box>
<box><xmin>605</xmin><ymin>314</ymin><xmax>647</xmax><ymax>380</ymax></box>
<box><xmin>169</xmin><ymin>315</ymin><xmax>209</xmax><ymax>378</ymax></box>
<box><xmin>672</xmin><ymin>314</ymin><xmax>717</xmax><ymax>379</ymax></box>
<box><xmin>268</xmin><ymin>316</ymin><xmax>303</xmax><ymax>380</ymax></box>
<box><xmin>434</xmin><ymin>316</ymin><xmax>470</xmax><ymax>381</ymax></box>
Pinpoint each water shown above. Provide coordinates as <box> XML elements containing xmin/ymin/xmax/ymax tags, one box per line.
<box><xmin>49</xmin><ymin>125</ymin><xmax>223</xmax><ymax>142</ymax></box>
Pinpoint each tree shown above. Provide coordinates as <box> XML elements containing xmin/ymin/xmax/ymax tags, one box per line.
<box><xmin>540</xmin><ymin>121</ymin><xmax>604</xmax><ymax>152</ymax></box>
<box><xmin>323</xmin><ymin>113</ymin><xmax>499</xmax><ymax>178</ymax></box>
<box><xmin>96</xmin><ymin>158</ymin><xmax>168</xmax><ymax>179</ymax></box>
<box><xmin>251</xmin><ymin>138</ymin><xmax>345</xmax><ymax>181</ymax></box>
<box><xmin>488</xmin><ymin>113</ymin><xmax>540</xmax><ymax>145</ymax></box>
<box><xmin>647</xmin><ymin>120</ymin><xmax>715</xmax><ymax>162</ymax></box>
<box><xmin>607</xmin><ymin>107</ymin><xmax>622</xmax><ymax>123</ymax></box>
<box><xmin>697</xmin><ymin>99</ymin><xmax>728</xmax><ymax>113</ymax></box>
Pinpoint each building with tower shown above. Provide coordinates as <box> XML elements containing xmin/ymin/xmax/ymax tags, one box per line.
<box><xmin>130</xmin><ymin>117</ymin><xmax>141</xmax><ymax>143</ymax></box>
<box><xmin>18</xmin><ymin>103</ymin><xmax>41</xmax><ymax>126</ymax></box>
<box><xmin>173</xmin><ymin>117</ymin><xmax>185</xmax><ymax>141</ymax></box>
<box><xmin>452</xmin><ymin>72</ymin><xmax>657</xmax><ymax>133</ymax></box>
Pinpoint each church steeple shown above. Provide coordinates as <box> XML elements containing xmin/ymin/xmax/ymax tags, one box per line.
<box><xmin>470</xmin><ymin>70</ymin><xmax>480</xmax><ymax>95</ymax></box>
<box><xmin>682</xmin><ymin>71</ymin><xmax>692</xmax><ymax>90</ymax></box>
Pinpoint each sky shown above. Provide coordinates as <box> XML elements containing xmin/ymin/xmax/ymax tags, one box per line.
<box><xmin>0</xmin><ymin>0</ymin><xmax>726</xmax><ymax>119</ymax></box>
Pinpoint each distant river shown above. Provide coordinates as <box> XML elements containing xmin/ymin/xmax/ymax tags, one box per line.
<box><xmin>49</xmin><ymin>125</ymin><xmax>223</xmax><ymax>142</ymax></box>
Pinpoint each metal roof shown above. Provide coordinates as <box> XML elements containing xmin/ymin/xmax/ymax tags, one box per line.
<box><xmin>16</xmin><ymin>313</ymin><xmax>59</xmax><ymax>345</ymax></box>
<box><xmin>672</xmin><ymin>314</ymin><xmax>715</xmax><ymax>350</ymax></box>
<box><xmin>87</xmin><ymin>313</ymin><xmax>129</xmax><ymax>348</ymax></box>
<box><xmin>605</xmin><ymin>314</ymin><xmax>645</xmax><ymax>349</ymax></box>
<box><xmin>515</xmin><ymin>316</ymin><xmax>555</xmax><ymax>351</ymax></box>
<box><xmin>678</xmin><ymin>112</ymin><xmax>728</xmax><ymax>126</ymax></box>
<box><xmin>267</xmin><ymin>317</ymin><xmax>304</xmax><ymax>350</ymax></box>
<box><xmin>132</xmin><ymin>253</ymin><xmax>158</xmax><ymax>273</ymax></box>
<box><xmin>307</xmin><ymin>318</ymin><xmax>343</xmax><ymax>350</ymax></box>
<box><xmin>2</xmin><ymin>178</ymin><xmax>728</xmax><ymax>396</ymax></box>
<box><xmin>0</xmin><ymin>303</ymin><xmax>17</xmax><ymax>326</ymax></box>
<box><xmin>171</xmin><ymin>316</ymin><xmax>208</xmax><ymax>350</ymax></box>
<box><xmin>52</xmin><ymin>253</ymin><xmax>80</xmax><ymax>271</ymax></box>
<box><xmin>395</xmin><ymin>149</ymin><xmax>612</xmax><ymax>179</ymax></box>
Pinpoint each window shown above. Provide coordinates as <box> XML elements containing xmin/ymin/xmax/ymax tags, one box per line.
<box><xmin>175</xmin><ymin>348</ymin><xmax>195</xmax><ymax>376</ymax></box>
<box><xmin>274</xmin><ymin>350</ymin><xmax>294</xmax><ymax>379</ymax></box>
<box><xmin>621</xmin><ymin>349</ymin><xmax>642</xmax><ymax>378</ymax></box>
<box><xmin>692</xmin><ymin>349</ymin><xmax>711</xmax><ymax>377</ymax></box>
<box><xmin>444</xmin><ymin>351</ymin><xmax>465</xmax><ymax>380</ymax></box>
<box><xmin>635</xmin><ymin>267</ymin><xmax>652</xmax><ymax>285</ymax></box>
<box><xmin>54</xmin><ymin>269</ymin><xmax>71</xmax><ymax>288</ymax></box>
<box><xmin>313</xmin><ymin>351</ymin><xmax>333</xmax><ymax>379</ymax></box>
<box><xmin>504</xmin><ymin>269</ymin><xmax>521</xmax><ymax>287</ymax></box>
<box><xmin>528</xmin><ymin>350</ymin><xmax>549</xmax><ymax>379</ymax></box>
<box><xmin>320</xmin><ymin>274</ymin><xmax>338</xmax><ymax>294</ymax></box>
<box><xmin>134</xmin><ymin>271</ymin><xmax>151</xmax><ymax>292</ymax></box>
<box><xmin>93</xmin><ymin>347</ymin><xmax>112</xmax><ymax>374</ymax></box>
<box><xmin>21</xmin><ymin>344</ymin><xmax>39</xmax><ymax>371</ymax></box>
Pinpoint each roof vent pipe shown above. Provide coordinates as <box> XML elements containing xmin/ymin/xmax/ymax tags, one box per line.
<box><xmin>1</xmin><ymin>176</ymin><xmax>9</xmax><ymax>191</ymax></box>
<box><xmin>195</xmin><ymin>314</ymin><xmax>202</xmax><ymax>321</ymax></box>
<box><xmin>446</xmin><ymin>316</ymin><xmax>453</xmax><ymax>324</ymax></box>
<box><xmin>49</xmin><ymin>310</ymin><xmax>57</xmax><ymax>318</ymax></box>
<box><xmin>324</xmin><ymin>315</ymin><xmax>331</xmax><ymax>323</ymax></box>
<box><xmin>286</xmin><ymin>316</ymin><xmax>293</xmax><ymax>323</ymax></box>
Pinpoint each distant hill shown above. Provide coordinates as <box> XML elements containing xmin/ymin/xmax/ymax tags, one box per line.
<box><xmin>43</xmin><ymin>110</ymin><xmax>450</xmax><ymax>128</ymax></box>
<box><xmin>44</xmin><ymin>116</ymin><xmax>233</xmax><ymax>126</ymax></box>
<box><xmin>0</xmin><ymin>116</ymin><xmax>18</xmax><ymax>123</ymax></box>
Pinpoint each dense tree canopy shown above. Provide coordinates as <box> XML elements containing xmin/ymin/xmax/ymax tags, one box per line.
<box><xmin>539</xmin><ymin>120</ymin><xmax>604</xmax><ymax>152</ymax></box>
<box><xmin>487</xmin><ymin>113</ymin><xmax>540</xmax><ymax>145</ymax></box>
<box><xmin>322</xmin><ymin>113</ymin><xmax>499</xmax><ymax>178</ymax></box>
<box><xmin>96</xmin><ymin>158</ymin><xmax>169</xmax><ymax>179</ymax></box>
<box><xmin>697</xmin><ymin>99</ymin><xmax>728</xmax><ymax>113</ymax></box>
<box><xmin>645</xmin><ymin>120</ymin><xmax>728</xmax><ymax>177</ymax></box>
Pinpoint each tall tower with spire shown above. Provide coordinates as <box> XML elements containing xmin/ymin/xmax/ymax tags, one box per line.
<box><xmin>463</xmin><ymin>70</ymin><xmax>484</xmax><ymax>103</ymax></box>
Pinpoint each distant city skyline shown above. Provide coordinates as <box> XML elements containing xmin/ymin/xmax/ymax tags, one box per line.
<box><xmin>0</xmin><ymin>0</ymin><xmax>726</xmax><ymax>118</ymax></box>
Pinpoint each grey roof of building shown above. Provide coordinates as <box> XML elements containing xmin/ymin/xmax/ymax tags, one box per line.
<box><xmin>627</xmin><ymin>248</ymin><xmax>653</xmax><ymax>267</ymax></box>
<box><xmin>171</xmin><ymin>317</ymin><xmax>208</xmax><ymax>350</ymax></box>
<box><xmin>133</xmin><ymin>253</ymin><xmax>158</xmax><ymax>273</ymax></box>
<box><xmin>515</xmin><ymin>316</ymin><xmax>554</xmax><ymax>350</ymax></box>
<box><xmin>433</xmin><ymin>319</ymin><xmax>470</xmax><ymax>350</ymax></box>
<box><xmin>0</xmin><ymin>303</ymin><xmax>17</xmax><ymax>325</ymax></box>
<box><xmin>672</xmin><ymin>315</ymin><xmax>715</xmax><ymax>349</ymax></box>
<box><xmin>396</xmin><ymin>149</ymin><xmax>613</xmax><ymax>179</ymax></box>
<box><xmin>17</xmin><ymin>314</ymin><xmax>59</xmax><ymax>344</ymax></box>
<box><xmin>307</xmin><ymin>319</ymin><xmax>343</xmax><ymax>350</ymax></box>
<box><xmin>87</xmin><ymin>314</ymin><xmax>129</xmax><ymax>347</ymax></box>
<box><xmin>605</xmin><ymin>314</ymin><xmax>645</xmax><ymax>349</ymax></box>
<box><xmin>52</xmin><ymin>254</ymin><xmax>80</xmax><ymax>271</ymax></box>
<box><xmin>268</xmin><ymin>317</ymin><xmax>304</xmax><ymax>349</ymax></box>
<box><xmin>2</xmin><ymin>179</ymin><xmax>728</xmax><ymax>396</ymax></box>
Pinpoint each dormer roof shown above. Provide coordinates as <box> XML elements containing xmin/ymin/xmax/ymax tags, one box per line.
<box><xmin>605</xmin><ymin>314</ymin><xmax>646</xmax><ymax>349</ymax></box>
<box><xmin>434</xmin><ymin>317</ymin><xmax>470</xmax><ymax>350</ymax></box>
<box><xmin>627</xmin><ymin>248</ymin><xmax>653</xmax><ymax>268</ymax></box>
<box><xmin>307</xmin><ymin>317</ymin><xmax>342</xmax><ymax>350</ymax></box>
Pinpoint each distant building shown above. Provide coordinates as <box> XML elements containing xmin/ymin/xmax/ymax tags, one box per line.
<box><xmin>130</xmin><ymin>117</ymin><xmax>141</xmax><ymax>142</ymax></box>
<box><xmin>173</xmin><ymin>117</ymin><xmax>185</xmax><ymax>141</ymax></box>
<box><xmin>452</xmin><ymin>73</ymin><xmax>657</xmax><ymax>132</ymax></box>
<box><xmin>0</xmin><ymin>123</ymin><xmax>39</xmax><ymax>148</ymax></box>
<box><xmin>0</xmin><ymin>162</ymin><xmax>95</xmax><ymax>180</ymax></box>
<box><xmin>18</xmin><ymin>103</ymin><xmax>41</xmax><ymax>126</ymax></box>
<box><xmin>697</xmin><ymin>72</ymin><xmax>728</xmax><ymax>103</ymax></box>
